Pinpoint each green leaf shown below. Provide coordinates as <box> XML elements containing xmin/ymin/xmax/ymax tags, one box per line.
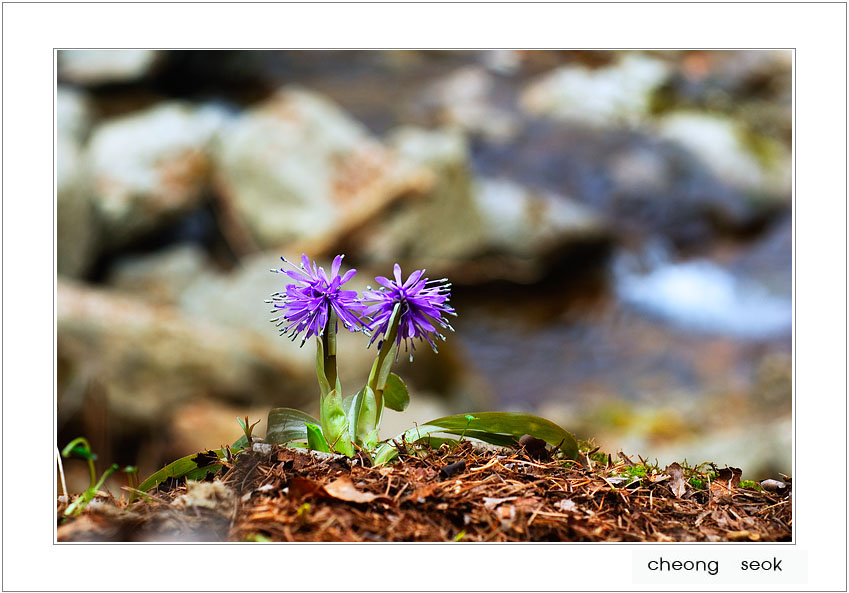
<box><xmin>373</xmin><ymin>412</ymin><xmax>578</xmax><ymax>465</ymax></box>
<box><xmin>428</xmin><ymin>412</ymin><xmax>578</xmax><ymax>459</ymax></box>
<box><xmin>320</xmin><ymin>388</ymin><xmax>354</xmax><ymax>456</ymax></box>
<box><xmin>346</xmin><ymin>385</ymin><xmax>379</xmax><ymax>448</ymax></box>
<box><xmin>265</xmin><ymin>408</ymin><xmax>320</xmax><ymax>445</ymax></box>
<box><xmin>135</xmin><ymin>449</ymin><xmax>232</xmax><ymax>495</ymax></box>
<box><xmin>305</xmin><ymin>423</ymin><xmax>330</xmax><ymax>452</ymax></box>
<box><xmin>383</xmin><ymin>373</ymin><xmax>409</xmax><ymax>412</ymax></box>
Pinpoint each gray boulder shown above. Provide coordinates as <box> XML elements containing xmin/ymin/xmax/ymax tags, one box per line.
<box><xmin>57</xmin><ymin>87</ymin><xmax>98</xmax><ymax>278</ymax></box>
<box><xmin>58</xmin><ymin>50</ymin><xmax>159</xmax><ymax>85</ymax></box>
<box><xmin>520</xmin><ymin>54</ymin><xmax>670</xmax><ymax>127</ymax></box>
<box><xmin>212</xmin><ymin>87</ymin><xmax>431</xmax><ymax>250</ymax></box>
<box><xmin>86</xmin><ymin>102</ymin><xmax>226</xmax><ymax>247</ymax></box>
<box><xmin>656</xmin><ymin>110</ymin><xmax>791</xmax><ymax>200</ymax></box>
<box><xmin>349</xmin><ymin>126</ymin><xmax>609</xmax><ymax>283</ymax></box>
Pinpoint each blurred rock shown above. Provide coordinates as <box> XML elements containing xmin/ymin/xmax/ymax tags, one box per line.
<box><xmin>348</xmin><ymin>126</ymin><xmax>484</xmax><ymax>267</ymax></box>
<box><xmin>58</xmin><ymin>135</ymin><xmax>99</xmax><ymax>278</ymax></box>
<box><xmin>212</xmin><ymin>87</ymin><xmax>432</xmax><ymax>250</ymax></box>
<box><xmin>176</xmin><ymin>251</ymin><xmax>316</xmax><ymax>367</ymax></box>
<box><xmin>57</xmin><ymin>279</ymin><xmax>314</xmax><ymax>437</ymax></box>
<box><xmin>106</xmin><ymin>243</ymin><xmax>211</xmax><ymax>305</ymax></box>
<box><xmin>57</xmin><ymin>86</ymin><xmax>93</xmax><ymax>143</ymax></box>
<box><xmin>520</xmin><ymin>54</ymin><xmax>670</xmax><ymax>126</ymax></box>
<box><xmin>474</xmin><ymin>178</ymin><xmax>606</xmax><ymax>258</ymax></box>
<box><xmin>657</xmin><ymin>111</ymin><xmax>790</xmax><ymax>199</ymax></box>
<box><xmin>58</xmin><ymin>50</ymin><xmax>160</xmax><ymax>85</ymax></box>
<box><xmin>472</xmin><ymin>122</ymin><xmax>780</xmax><ymax>247</ymax></box>
<box><xmin>422</xmin><ymin>66</ymin><xmax>519</xmax><ymax>141</ymax></box>
<box><xmin>57</xmin><ymin>87</ymin><xmax>98</xmax><ymax>277</ymax></box>
<box><xmin>87</xmin><ymin>102</ymin><xmax>226</xmax><ymax>247</ymax></box>
<box><xmin>342</xmin><ymin>126</ymin><xmax>610</xmax><ymax>284</ymax></box>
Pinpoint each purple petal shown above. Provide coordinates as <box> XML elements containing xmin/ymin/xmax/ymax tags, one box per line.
<box><xmin>403</xmin><ymin>269</ymin><xmax>425</xmax><ymax>289</ymax></box>
<box><xmin>331</xmin><ymin>254</ymin><xmax>343</xmax><ymax>278</ymax></box>
<box><xmin>339</xmin><ymin>268</ymin><xmax>357</xmax><ymax>285</ymax></box>
<box><xmin>375</xmin><ymin>276</ymin><xmax>394</xmax><ymax>289</ymax></box>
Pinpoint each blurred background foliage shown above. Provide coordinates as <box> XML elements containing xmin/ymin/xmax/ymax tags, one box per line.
<box><xmin>56</xmin><ymin>50</ymin><xmax>791</xmax><ymax>491</ymax></box>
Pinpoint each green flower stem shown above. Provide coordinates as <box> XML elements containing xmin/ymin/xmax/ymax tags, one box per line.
<box><xmin>367</xmin><ymin>303</ymin><xmax>401</xmax><ymax>414</ymax></box>
<box><xmin>322</xmin><ymin>309</ymin><xmax>338</xmax><ymax>391</ymax></box>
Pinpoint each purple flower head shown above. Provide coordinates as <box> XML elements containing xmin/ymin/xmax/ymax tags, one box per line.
<box><xmin>269</xmin><ymin>254</ymin><xmax>367</xmax><ymax>346</ymax></box>
<box><xmin>363</xmin><ymin>263</ymin><xmax>456</xmax><ymax>355</ymax></box>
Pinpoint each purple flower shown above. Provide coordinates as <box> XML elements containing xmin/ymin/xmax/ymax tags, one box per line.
<box><xmin>363</xmin><ymin>263</ymin><xmax>455</xmax><ymax>354</ymax></box>
<box><xmin>269</xmin><ymin>254</ymin><xmax>367</xmax><ymax>345</ymax></box>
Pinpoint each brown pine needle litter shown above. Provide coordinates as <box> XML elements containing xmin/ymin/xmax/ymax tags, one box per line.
<box><xmin>57</xmin><ymin>441</ymin><xmax>791</xmax><ymax>542</ymax></box>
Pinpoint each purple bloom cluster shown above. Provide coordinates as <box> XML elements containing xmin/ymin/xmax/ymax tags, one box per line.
<box><xmin>363</xmin><ymin>263</ymin><xmax>455</xmax><ymax>354</ymax></box>
<box><xmin>269</xmin><ymin>254</ymin><xmax>366</xmax><ymax>346</ymax></box>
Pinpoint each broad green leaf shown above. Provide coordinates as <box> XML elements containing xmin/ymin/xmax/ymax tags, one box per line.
<box><xmin>361</xmin><ymin>386</ymin><xmax>382</xmax><ymax>448</ymax></box>
<box><xmin>320</xmin><ymin>388</ymin><xmax>353</xmax><ymax>456</ymax></box>
<box><xmin>383</xmin><ymin>373</ymin><xmax>409</xmax><ymax>412</ymax></box>
<box><xmin>135</xmin><ymin>449</ymin><xmax>234</xmax><ymax>496</ymax></box>
<box><xmin>343</xmin><ymin>388</ymin><xmax>362</xmax><ymax>426</ymax></box>
<box><xmin>427</xmin><ymin>412</ymin><xmax>578</xmax><ymax>459</ymax></box>
<box><xmin>305</xmin><ymin>423</ymin><xmax>330</xmax><ymax>452</ymax></box>
<box><xmin>265</xmin><ymin>408</ymin><xmax>319</xmax><ymax>445</ymax></box>
<box><xmin>373</xmin><ymin>412</ymin><xmax>578</xmax><ymax>465</ymax></box>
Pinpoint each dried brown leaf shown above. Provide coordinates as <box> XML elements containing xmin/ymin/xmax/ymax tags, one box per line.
<box><xmin>324</xmin><ymin>477</ymin><xmax>388</xmax><ymax>504</ymax></box>
<box><xmin>483</xmin><ymin>496</ymin><xmax>517</xmax><ymax>510</ymax></box>
<box><xmin>666</xmin><ymin>462</ymin><xmax>687</xmax><ymax>498</ymax></box>
<box><xmin>287</xmin><ymin>477</ymin><xmax>326</xmax><ymax>500</ymax></box>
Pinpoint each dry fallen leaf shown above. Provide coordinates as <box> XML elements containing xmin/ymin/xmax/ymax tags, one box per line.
<box><xmin>324</xmin><ymin>476</ymin><xmax>384</xmax><ymax>504</ymax></box>
<box><xmin>710</xmin><ymin>466</ymin><xmax>743</xmax><ymax>495</ymax></box>
<box><xmin>666</xmin><ymin>462</ymin><xmax>687</xmax><ymax>498</ymax></box>
<box><xmin>483</xmin><ymin>496</ymin><xmax>517</xmax><ymax>510</ymax></box>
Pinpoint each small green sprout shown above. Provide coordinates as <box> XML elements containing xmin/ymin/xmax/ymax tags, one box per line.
<box><xmin>61</xmin><ymin>437</ymin><xmax>119</xmax><ymax>517</ymax></box>
<box><xmin>237</xmin><ymin>416</ymin><xmax>261</xmax><ymax>444</ymax></box>
<box><xmin>458</xmin><ymin>415</ymin><xmax>479</xmax><ymax>441</ymax></box>
<box><xmin>122</xmin><ymin>466</ymin><xmax>138</xmax><ymax>491</ymax></box>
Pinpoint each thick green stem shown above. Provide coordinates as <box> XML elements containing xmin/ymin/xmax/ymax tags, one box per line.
<box><xmin>367</xmin><ymin>303</ymin><xmax>402</xmax><ymax>414</ymax></box>
<box><xmin>322</xmin><ymin>309</ymin><xmax>338</xmax><ymax>391</ymax></box>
